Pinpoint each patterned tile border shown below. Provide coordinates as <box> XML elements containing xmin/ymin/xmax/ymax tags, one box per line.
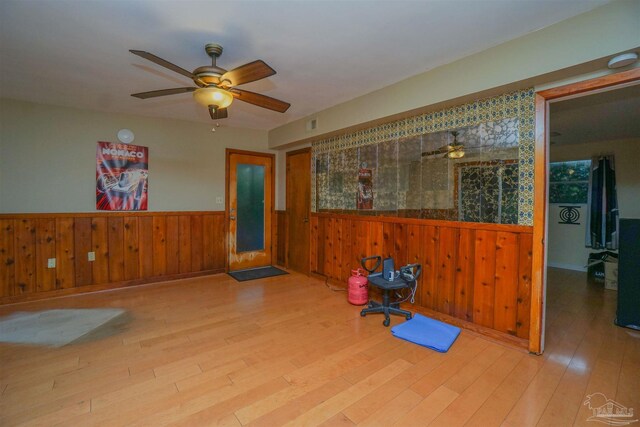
<box><xmin>311</xmin><ymin>88</ymin><xmax>535</xmax><ymax>225</ymax></box>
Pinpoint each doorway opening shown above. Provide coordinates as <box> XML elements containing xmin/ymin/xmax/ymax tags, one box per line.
<box><xmin>531</xmin><ymin>67</ymin><xmax>640</xmax><ymax>355</ymax></box>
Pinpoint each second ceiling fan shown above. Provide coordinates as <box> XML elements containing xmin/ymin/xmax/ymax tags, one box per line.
<box><xmin>130</xmin><ymin>43</ymin><xmax>290</xmax><ymax>120</ymax></box>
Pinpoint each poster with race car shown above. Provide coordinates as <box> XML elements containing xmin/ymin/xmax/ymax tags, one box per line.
<box><xmin>356</xmin><ymin>167</ymin><xmax>373</xmax><ymax>210</ymax></box>
<box><xmin>96</xmin><ymin>141</ymin><xmax>148</xmax><ymax>210</ymax></box>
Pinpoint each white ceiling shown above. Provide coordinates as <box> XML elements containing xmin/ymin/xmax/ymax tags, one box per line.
<box><xmin>0</xmin><ymin>0</ymin><xmax>612</xmax><ymax>131</ymax></box>
<box><xmin>550</xmin><ymin>83</ymin><xmax>640</xmax><ymax>145</ymax></box>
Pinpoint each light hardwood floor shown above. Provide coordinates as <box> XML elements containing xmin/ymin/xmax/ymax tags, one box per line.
<box><xmin>0</xmin><ymin>268</ymin><xmax>638</xmax><ymax>426</ymax></box>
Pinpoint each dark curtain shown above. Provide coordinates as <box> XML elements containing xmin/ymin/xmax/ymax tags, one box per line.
<box><xmin>586</xmin><ymin>155</ymin><xmax>619</xmax><ymax>249</ymax></box>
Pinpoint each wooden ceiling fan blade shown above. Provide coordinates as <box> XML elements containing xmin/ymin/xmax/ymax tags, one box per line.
<box><xmin>231</xmin><ymin>89</ymin><xmax>290</xmax><ymax>113</ymax></box>
<box><xmin>131</xmin><ymin>87</ymin><xmax>196</xmax><ymax>99</ymax></box>
<box><xmin>422</xmin><ymin>145</ymin><xmax>450</xmax><ymax>157</ymax></box>
<box><xmin>221</xmin><ymin>60</ymin><xmax>275</xmax><ymax>87</ymax></box>
<box><xmin>209</xmin><ymin>106</ymin><xmax>228</xmax><ymax>120</ymax></box>
<box><xmin>130</xmin><ymin>50</ymin><xmax>194</xmax><ymax>79</ymax></box>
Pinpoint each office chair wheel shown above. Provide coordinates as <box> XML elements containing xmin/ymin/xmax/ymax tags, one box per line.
<box><xmin>360</xmin><ymin>310</ymin><xmax>366</xmax><ymax>317</ymax></box>
<box><xmin>406</xmin><ymin>314</ymin><xmax>412</xmax><ymax>320</ymax></box>
<box><xmin>383</xmin><ymin>318</ymin><xmax>390</xmax><ymax>327</ymax></box>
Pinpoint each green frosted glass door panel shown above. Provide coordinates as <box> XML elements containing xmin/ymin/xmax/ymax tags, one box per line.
<box><xmin>237</xmin><ymin>163</ymin><xmax>265</xmax><ymax>252</ymax></box>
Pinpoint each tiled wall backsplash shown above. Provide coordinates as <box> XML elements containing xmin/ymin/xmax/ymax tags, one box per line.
<box><xmin>311</xmin><ymin>88</ymin><xmax>535</xmax><ymax>225</ymax></box>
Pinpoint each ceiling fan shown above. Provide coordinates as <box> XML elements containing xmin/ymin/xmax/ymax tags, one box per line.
<box><xmin>129</xmin><ymin>43</ymin><xmax>290</xmax><ymax>120</ymax></box>
<box><xmin>422</xmin><ymin>132</ymin><xmax>470</xmax><ymax>159</ymax></box>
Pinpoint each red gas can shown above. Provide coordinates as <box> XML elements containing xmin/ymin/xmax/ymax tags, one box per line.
<box><xmin>348</xmin><ymin>268</ymin><xmax>369</xmax><ymax>305</ymax></box>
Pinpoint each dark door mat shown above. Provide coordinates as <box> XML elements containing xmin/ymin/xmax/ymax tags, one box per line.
<box><xmin>228</xmin><ymin>266</ymin><xmax>289</xmax><ymax>282</ymax></box>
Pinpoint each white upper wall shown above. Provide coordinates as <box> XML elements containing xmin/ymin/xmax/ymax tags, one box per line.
<box><xmin>268</xmin><ymin>0</ymin><xmax>640</xmax><ymax>148</ymax></box>
<box><xmin>0</xmin><ymin>99</ymin><xmax>270</xmax><ymax>213</ymax></box>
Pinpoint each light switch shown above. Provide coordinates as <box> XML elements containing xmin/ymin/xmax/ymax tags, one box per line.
<box><xmin>47</xmin><ymin>258</ymin><xmax>56</xmax><ymax>268</ymax></box>
<box><xmin>88</xmin><ymin>252</ymin><xmax>96</xmax><ymax>262</ymax></box>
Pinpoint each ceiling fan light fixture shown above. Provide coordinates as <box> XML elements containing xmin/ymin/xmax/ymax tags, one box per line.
<box><xmin>193</xmin><ymin>87</ymin><xmax>233</xmax><ymax>109</ymax></box>
<box><xmin>448</xmin><ymin>149</ymin><xmax>465</xmax><ymax>159</ymax></box>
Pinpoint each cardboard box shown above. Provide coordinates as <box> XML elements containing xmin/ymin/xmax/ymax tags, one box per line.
<box><xmin>604</xmin><ymin>258</ymin><xmax>618</xmax><ymax>290</ymax></box>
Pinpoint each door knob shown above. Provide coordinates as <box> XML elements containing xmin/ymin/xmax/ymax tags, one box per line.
<box><xmin>230</xmin><ymin>216</ymin><xmax>236</xmax><ymax>220</ymax></box>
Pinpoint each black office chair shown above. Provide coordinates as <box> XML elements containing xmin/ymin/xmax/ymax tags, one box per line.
<box><xmin>359</xmin><ymin>255</ymin><xmax>421</xmax><ymax>326</ymax></box>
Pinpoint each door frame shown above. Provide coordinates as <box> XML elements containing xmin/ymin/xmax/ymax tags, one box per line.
<box><xmin>225</xmin><ymin>148</ymin><xmax>276</xmax><ymax>272</ymax></box>
<box><xmin>529</xmin><ymin>67</ymin><xmax>640</xmax><ymax>354</ymax></box>
<box><xmin>285</xmin><ymin>147</ymin><xmax>311</xmax><ymax>273</ymax></box>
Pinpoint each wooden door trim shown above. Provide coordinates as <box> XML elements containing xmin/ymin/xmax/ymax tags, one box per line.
<box><xmin>286</xmin><ymin>147</ymin><xmax>312</xmax><ymax>157</ymax></box>
<box><xmin>530</xmin><ymin>67</ymin><xmax>640</xmax><ymax>354</ymax></box>
<box><xmin>224</xmin><ymin>149</ymin><xmax>276</xmax><ymax>272</ymax></box>
<box><xmin>286</xmin><ymin>147</ymin><xmax>311</xmax><ymax>273</ymax></box>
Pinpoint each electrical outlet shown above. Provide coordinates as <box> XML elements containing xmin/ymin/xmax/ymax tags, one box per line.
<box><xmin>47</xmin><ymin>258</ymin><xmax>56</xmax><ymax>268</ymax></box>
<box><xmin>216</xmin><ymin>196</ymin><xmax>223</xmax><ymax>204</ymax></box>
<box><xmin>87</xmin><ymin>251</ymin><xmax>96</xmax><ymax>262</ymax></box>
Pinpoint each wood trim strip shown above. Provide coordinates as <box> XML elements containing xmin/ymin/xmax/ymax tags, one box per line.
<box><xmin>529</xmin><ymin>93</ymin><xmax>548</xmax><ymax>354</ymax></box>
<box><xmin>410</xmin><ymin>305</ymin><xmax>529</xmax><ymax>351</ymax></box>
<box><xmin>0</xmin><ymin>211</ymin><xmax>225</xmax><ymax>219</ymax></box>
<box><xmin>286</xmin><ymin>147</ymin><xmax>311</xmax><ymax>157</ymax></box>
<box><xmin>537</xmin><ymin>67</ymin><xmax>640</xmax><ymax>100</ymax></box>
<box><xmin>311</xmin><ymin>212</ymin><xmax>533</xmax><ymax>233</ymax></box>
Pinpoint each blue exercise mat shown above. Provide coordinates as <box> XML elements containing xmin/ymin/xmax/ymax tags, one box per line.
<box><xmin>391</xmin><ymin>313</ymin><xmax>461</xmax><ymax>352</ymax></box>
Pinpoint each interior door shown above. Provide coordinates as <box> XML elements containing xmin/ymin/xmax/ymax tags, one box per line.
<box><xmin>228</xmin><ymin>151</ymin><xmax>273</xmax><ymax>271</ymax></box>
<box><xmin>286</xmin><ymin>149</ymin><xmax>310</xmax><ymax>274</ymax></box>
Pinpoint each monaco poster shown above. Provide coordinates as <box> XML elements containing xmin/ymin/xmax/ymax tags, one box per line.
<box><xmin>96</xmin><ymin>141</ymin><xmax>148</xmax><ymax>210</ymax></box>
<box><xmin>357</xmin><ymin>167</ymin><xmax>373</xmax><ymax>210</ymax></box>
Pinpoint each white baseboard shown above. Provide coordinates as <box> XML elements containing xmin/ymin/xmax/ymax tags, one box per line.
<box><xmin>547</xmin><ymin>262</ymin><xmax>587</xmax><ymax>272</ymax></box>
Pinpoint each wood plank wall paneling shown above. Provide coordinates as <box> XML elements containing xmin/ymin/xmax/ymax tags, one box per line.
<box><xmin>517</xmin><ymin>233</ymin><xmax>533</xmax><ymax>339</ymax></box>
<box><xmin>202</xmin><ymin>215</ymin><xmax>215</xmax><ymax>271</ymax></box>
<box><xmin>340</xmin><ymin>218</ymin><xmax>353</xmax><ymax>281</ymax></box>
<box><xmin>35</xmin><ymin>219</ymin><xmax>56</xmax><ymax>292</ymax></box>
<box><xmin>74</xmin><ymin>218</ymin><xmax>93</xmax><ymax>286</ymax></box>
<box><xmin>454</xmin><ymin>229</ymin><xmax>475</xmax><ymax>322</ymax></box>
<box><xmin>152</xmin><ymin>216</ymin><xmax>167</xmax><ymax>277</ymax></box>
<box><xmin>190</xmin><ymin>216</ymin><xmax>204</xmax><ymax>272</ymax></box>
<box><xmin>473</xmin><ymin>230</ymin><xmax>497</xmax><ymax>328</ymax></box>
<box><xmin>108</xmin><ymin>217</ymin><xmax>125</xmax><ymax>283</ymax></box>
<box><xmin>309</xmin><ymin>212</ymin><xmax>534</xmax><ymax>341</ymax></box>
<box><xmin>123</xmin><ymin>217</ymin><xmax>139</xmax><ymax>281</ymax></box>
<box><xmin>15</xmin><ymin>219</ymin><xmax>36</xmax><ymax>295</ymax></box>
<box><xmin>165</xmin><ymin>216</ymin><xmax>180</xmax><ymax>275</ymax></box>
<box><xmin>178</xmin><ymin>216</ymin><xmax>191</xmax><ymax>274</ymax></box>
<box><xmin>91</xmin><ymin>218</ymin><xmax>110</xmax><ymax>285</ymax></box>
<box><xmin>0</xmin><ymin>220</ymin><xmax>16</xmax><ymax>296</ymax></box>
<box><xmin>55</xmin><ymin>218</ymin><xmax>75</xmax><ymax>289</ymax></box>
<box><xmin>493</xmin><ymin>232</ymin><xmax>520</xmax><ymax>335</ymax></box>
<box><xmin>436</xmin><ymin>227</ymin><xmax>458</xmax><ymax>316</ymax></box>
<box><xmin>139</xmin><ymin>217</ymin><xmax>154</xmax><ymax>279</ymax></box>
<box><xmin>0</xmin><ymin>212</ymin><xmax>226</xmax><ymax>304</ymax></box>
<box><xmin>420</xmin><ymin>226</ymin><xmax>439</xmax><ymax>310</ymax></box>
